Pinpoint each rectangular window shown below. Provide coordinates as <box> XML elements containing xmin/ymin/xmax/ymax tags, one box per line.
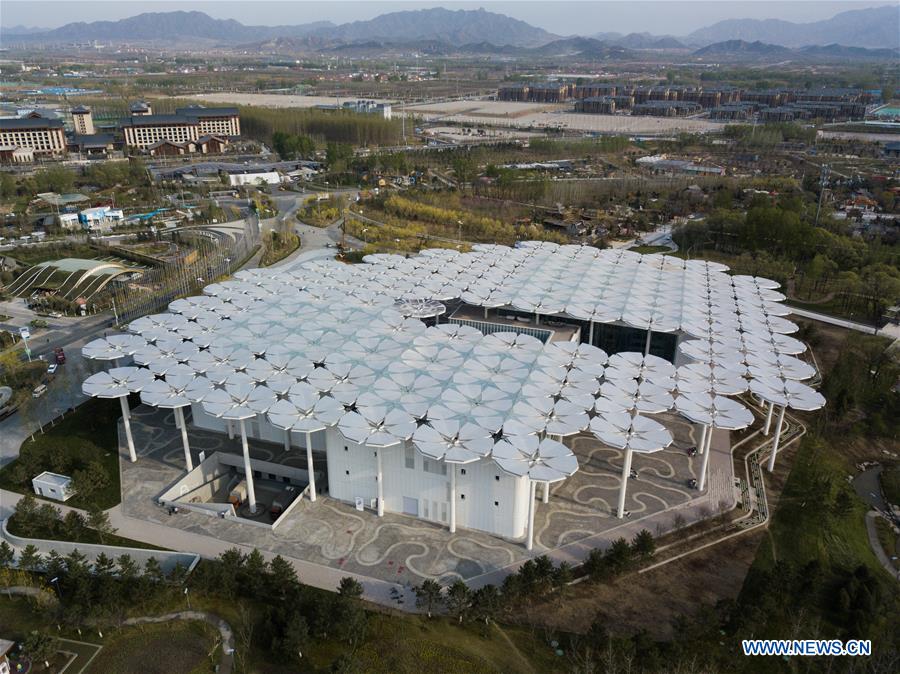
<box><xmin>404</xmin><ymin>445</ymin><xmax>414</xmax><ymax>469</ymax></box>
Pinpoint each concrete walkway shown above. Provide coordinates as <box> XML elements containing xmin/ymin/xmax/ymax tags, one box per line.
<box><xmin>865</xmin><ymin>511</ymin><xmax>900</xmax><ymax>582</ymax></box>
<box><xmin>790</xmin><ymin>306</ymin><xmax>900</xmax><ymax>341</ymax></box>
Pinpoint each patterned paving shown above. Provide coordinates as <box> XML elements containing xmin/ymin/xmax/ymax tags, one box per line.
<box><xmin>120</xmin><ymin>405</ymin><xmax>734</xmax><ymax>585</ymax></box>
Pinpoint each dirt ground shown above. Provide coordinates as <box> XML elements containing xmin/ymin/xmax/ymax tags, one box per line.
<box><xmin>517</xmin><ymin>531</ymin><xmax>763</xmax><ymax>639</ymax></box>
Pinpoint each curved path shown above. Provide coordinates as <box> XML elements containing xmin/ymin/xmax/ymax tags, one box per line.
<box><xmin>865</xmin><ymin>511</ymin><xmax>900</xmax><ymax>582</ymax></box>
<box><xmin>123</xmin><ymin>611</ymin><xmax>234</xmax><ymax>674</ymax></box>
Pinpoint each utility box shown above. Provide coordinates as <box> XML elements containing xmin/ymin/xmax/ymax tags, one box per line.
<box><xmin>32</xmin><ymin>471</ymin><xmax>74</xmax><ymax>502</ymax></box>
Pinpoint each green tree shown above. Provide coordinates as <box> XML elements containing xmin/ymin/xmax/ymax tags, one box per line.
<box><xmin>0</xmin><ymin>541</ymin><xmax>13</xmax><ymax>570</ymax></box>
<box><xmin>414</xmin><ymin>579</ymin><xmax>443</xmax><ymax>618</ymax></box>
<box><xmin>445</xmin><ymin>579</ymin><xmax>471</xmax><ymax>623</ymax></box>
<box><xmin>471</xmin><ymin>584</ymin><xmax>501</xmax><ymax>624</ymax></box>
<box><xmin>632</xmin><ymin>529</ymin><xmax>656</xmax><ymax>560</ymax></box>
<box><xmin>22</xmin><ymin>630</ymin><xmax>58</xmax><ymax>665</ymax></box>
<box><xmin>0</xmin><ymin>172</ymin><xmax>15</xmax><ymax>199</ymax></box>
<box><xmin>18</xmin><ymin>544</ymin><xmax>43</xmax><ymax>573</ymax></box>
<box><xmin>87</xmin><ymin>505</ymin><xmax>116</xmax><ymax>544</ymax></box>
<box><xmin>338</xmin><ymin>576</ymin><xmax>363</xmax><ymax>600</ymax></box>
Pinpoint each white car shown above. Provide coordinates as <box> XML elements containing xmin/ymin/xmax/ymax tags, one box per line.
<box><xmin>49</xmin><ymin>312</ymin><xmax>62</xmax><ymax>318</ymax></box>
<box><xmin>47</xmin><ymin>363</ymin><xmax>58</xmax><ymax>375</ymax></box>
<box><xmin>32</xmin><ymin>384</ymin><xmax>48</xmax><ymax>398</ymax></box>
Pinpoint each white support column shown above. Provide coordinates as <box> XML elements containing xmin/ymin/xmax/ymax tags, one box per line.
<box><xmin>767</xmin><ymin>405</ymin><xmax>787</xmax><ymax>472</ymax></box>
<box><xmin>535</xmin><ymin>312</ymin><xmax>541</xmax><ymax>326</ymax></box>
<box><xmin>305</xmin><ymin>430</ymin><xmax>316</xmax><ymax>502</ymax></box>
<box><xmin>119</xmin><ymin>395</ymin><xmax>137</xmax><ymax>463</ymax></box>
<box><xmin>542</xmin><ymin>481</ymin><xmax>550</xmax><ymax>504</ymax></box>
<box><xmin>227</xmin><ymin>419</ymin><xmax>234</xmax><ymax>440</ymax></box>
<box><xmin>698</xmin><ymin>424</ymin><xmax>713</xmax><ymax>491</ymax></box>
<box><xmin>283</xmin><ymin>428</ymin><xmax>291</xmax><ymax>453</ymax></box>
<box><xmin>176</xmin><ymin>406</ymin><xmax>193</xmax><ymax>471</ymax></box>
<box><xmin>588</xmin><ymin>320</ymin><xmax>594</xmax><ymax>346</ymax></box>
<box><xmin>525</xmin><ymin>479</ymin><xmax>536</xmax><ymax>551</ymax></box>
<box><xmin>449</xmin><ymin>464</ymin><xmax>457</xmax><ymax>533</ymax></box>
<box><xmin>616</xmin><ymin>448</ymin><xmax>633</xmax><ymax>518</ymax></box>
<box><xmin>763</xmin><ymin>402</ymin><xmax>774</xmax><ymax>436</ymax></box>
<box><xmin>174</xmin><ymin>408</ymin><xmax>182</xmax><ymax>430</ymax></box>
<box><xmin>239</xmin><ymin>419</ymin><xmax>257</xmax><ymax>514</ymax></box>
<box><xmin>483</xmin><ymin>306</ymin><xmax>488</xmax><ymax>319</ymax></box>
<box><xmin>697</xmin><ymin>423</ymin><xmax>708</xmax><ymax>455</ymax></box>
<box><xmin>644</xmin><ymin>328</ymin><xmax>652</xmax><ymax>356</ymax></box>
<box><xmin>376</xmin><ymin>448</ymin><xmax>384</xmax><ymax>517</ymax></box>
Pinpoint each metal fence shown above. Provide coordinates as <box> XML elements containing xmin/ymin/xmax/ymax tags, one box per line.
<box><xmin>103</xmin><ymin>215</ymin><xmax>261</xmax><ymax>326</ymax></box>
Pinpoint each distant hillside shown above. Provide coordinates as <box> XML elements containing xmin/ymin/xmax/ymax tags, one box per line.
<box><xmin>692</xmin><ymin>39</ymin><xmax>896</xmax><ymax>63</ymax></box>
<box><xmin>322</xmin><ymin>8</ymin><xmax>557</xmax><ymax>47</ymax></box>
<box><xmin>693</xmin><ymin>40</ymin><xmax>792</xmax><ymax>57</ymax></box>
<box><xmin>687</xmin><ymin>4</ymin><xmax>899</xmax><ymax>49</ymax></box>
<box><xmin>8</xmin><ymin>11</ymin><xmax>330</xmax><ymax>44</ymax></box>
<box><xmin>321</xmin><ymin>36</ymin><xmax>632</xmax><ymax>60</ymax></box>
<box><xmin>10</xmin><ymin>8</ymin><xmax>556</xmax><ymax>48</ymax></box>
<box><xmin>592</xmin><ymin>32</ymin><xmax>685</xmax><ymax>50</ymax></box>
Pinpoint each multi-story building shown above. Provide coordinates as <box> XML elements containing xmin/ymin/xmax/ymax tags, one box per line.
<box><xmin>0</xmin><ymin>117</ymin><xmax>66</xmax><ymax>156</ymax></box>
<box><xmin>121</xmin><ymin>114</ymin><xmax>200</xmax><ymax>149</ymax></box>
<box><xmin>175</xmin><ymin>106</ymin><xmax>241</xmax><ymax>137</ymax></box>
<box><xmin>71</xmin><ymin>105</ymin><xmax>95</xmax><ymax>135</ymax></box>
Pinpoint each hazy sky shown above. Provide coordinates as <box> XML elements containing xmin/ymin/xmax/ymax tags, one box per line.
<box><xmin>2</xmin><ymin>1</ymin><xmax>892</xmax><ymax>36</ymax></box>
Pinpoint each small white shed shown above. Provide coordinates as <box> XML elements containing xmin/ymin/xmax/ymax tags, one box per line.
<box><xmin>32</xmin><ymin>471</ymin><xmax>75</xmax><ymax>502</ymax></box>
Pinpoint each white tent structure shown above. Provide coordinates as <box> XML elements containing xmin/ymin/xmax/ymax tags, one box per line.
<box><xmin>674</xmin><ymin>393</ymin><xmax>754</xmax><ymax>490</ymax></box>
<box><xmin>749</xmin><ymin>377</ymin><xmax>825</xmax><ymax>471</ymax></box>
<box><xmin>589</xmin><ymin>411</ymin><xmax>672</xmax><ymax>518</ymax></box>
<box><xmin>492</xmin><ymin>436</ymin><xmax>578</xmax><ymax>549</ymax></box>
<box><xmin>82</xmin><ymin>366</ymin><xmax>153</xmax><ymax>462</ymax></box>
<box><xmin>80</xmin><ymin>241</ymin><xmax>825</xmax><ymax>547</ymax></box>
<box><xmin>201</xmin><ymin>375</ymin><xmax>276</xmax><ymax>513</ymax></box>
<box><xmin>140</xmin><ymin>372</ymin><xmax>203</xmax><ymax>471</ymax></box>
<box><xmin>266</xmin><ymin>382</ymin><xmax>344</xmax><ymax>502</ymax></box>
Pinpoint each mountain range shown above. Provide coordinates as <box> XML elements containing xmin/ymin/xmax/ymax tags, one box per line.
<box><xmin>2</xmin><ymin>5</ymin><xmax>897</xmax><ymax>52</ymax></box>
<box><xmin>687</xmin><ymin>4</ymin><xmax>899</xmax><ymax>50</ymax></box>
<box><xmin>692</xmin><ymin>39</ymin><xmax>898</xmax><ymax>63</ymax></box>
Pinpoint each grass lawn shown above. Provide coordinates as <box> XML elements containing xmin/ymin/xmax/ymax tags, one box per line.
<box><xmin>881</xmin><ymin>466</ymin><xmax>900</xmax><ymax>506</ymax></box>
<box><xmin>752</xmin><ymin>435</ymin><xmax>882</xmax><ymax>577</ymax></box>
<box><xmin>0</xmin><ymin>597</ymin><xmax>103</xmax><ymax>670</ymax></box>
<box><xmin>312</xmin><ymin>614</ymin><xmax>559</xmax><ymax>674</ymax></box>
<box><xmin>0</xmin><ymin>397</ymin><xmax>122</xmax><ymax>510</ymax></box>
<box><xmin>86</xmin><ymin>621</ymin><xmax>218</xmax><ymax>674</ymax></box>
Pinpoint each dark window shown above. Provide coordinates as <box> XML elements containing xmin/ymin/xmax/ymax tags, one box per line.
<box><xmin>494</xmin><ymin>501</ymin><xmax>499</xmax><ymax>507</ymax></box>
<box><xmin>495</xmin><ymin>475</ymin><xmax>500</xmax><ymax>481</ymax></box>
<box><xmin>460</xmin><ymin>494</ymin><xmax>466</xmax><ymax>500</ymax></box>
<box><xmin>345</xmin><ymin>470</ymin><xmax>350</xmax><ymax>475</ymax></box>
<box><xmin>460</xmin><ymin>468</ymin><xmax>467</xmax><ymax>475</ymax></box>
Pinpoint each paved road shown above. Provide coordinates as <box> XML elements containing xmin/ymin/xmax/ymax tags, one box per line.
<box><xmin>789</xmin><ymin>306</ymin><xmax>900</xmax><ymax>341</ymax></box>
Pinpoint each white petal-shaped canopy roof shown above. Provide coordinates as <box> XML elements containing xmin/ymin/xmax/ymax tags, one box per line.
<box><xmin>83</xmin><ymin>366</ymin><xmax>153</xmax><ymax>399</ymax></box>
<box><xmin>674</xmin><ymin>392</ymin><xmax>754</xmax><ymax>429</ymax></box>
<box><xmin>82</xmin><ymin>240</ymin><xmax>822</xmax><ymax>491</ymax></box>
<box><xmin>589</xmin><ymin>412</ymin><xmax>673</xmax><ymax>453</ymax></box>
<box><xmin>82</xmin><ymin>333</ymin><xmax>146</xmax><ymax>361</ymax></box>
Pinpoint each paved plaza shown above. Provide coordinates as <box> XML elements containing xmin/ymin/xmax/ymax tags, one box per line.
<box><xmin>120</xmin><ymin>405</ymin><xmax>736</xmax><ymax>585</ymax></box>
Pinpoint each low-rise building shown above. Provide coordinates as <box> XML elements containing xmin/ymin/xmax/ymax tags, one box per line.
<box><xmin>32</xmin><ymin>471</ymin><xmax>75</xmax><ymax>501</ymax></box>
<box><xmin>227</xmin><ymin>170</ymin><xmax>281</xmax><ymax>186</ymax></box>
<box><xmin>79</xmin><ymin>206</ymin><xmax>125</xmax><ymax>232</ymax></box>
